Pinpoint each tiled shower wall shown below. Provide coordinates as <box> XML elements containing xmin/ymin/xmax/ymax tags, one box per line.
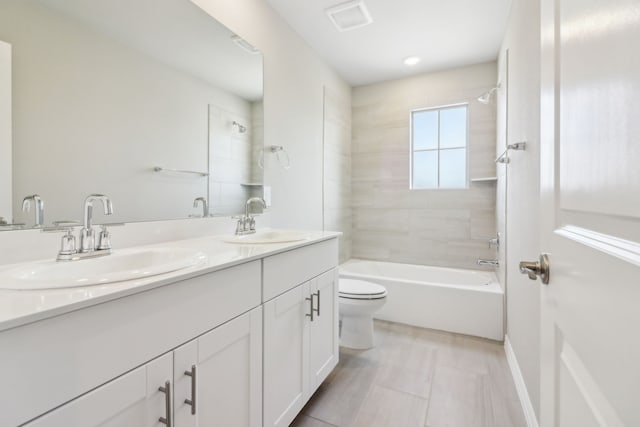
<box><xmin>323</xmin><ymin>87</ymin><xmax>352</xmax><ymax>262</ymax></box>
<box><xmin>351</xmin><ymin>62</ymin><xmax>498</xmax><ymax>269</ymax></box>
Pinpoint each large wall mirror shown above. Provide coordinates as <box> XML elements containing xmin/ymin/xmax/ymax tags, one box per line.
<box><xmin>0</xmin><ymin>0</ymin><xmax>263</xmax><ymax>230</ymax></box>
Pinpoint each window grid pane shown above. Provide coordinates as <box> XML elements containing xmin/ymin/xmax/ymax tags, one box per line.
<box><xmin>411</xmin><ymin>105</ymin><xmax>467</xmax><ymax>189</ymax></box>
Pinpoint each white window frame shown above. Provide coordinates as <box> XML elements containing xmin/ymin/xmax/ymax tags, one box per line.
<box><xmin>409</xmin><ymin>103</ymin><xmax>469</xmax><ymax>190</ymax></box>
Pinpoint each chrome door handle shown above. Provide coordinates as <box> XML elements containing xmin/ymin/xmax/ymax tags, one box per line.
<box><xmin>519</xmin><ymin>254</ymin><xmax>550</xmax><ymax>285</ymax></box>
<box><xmin>305</xmin><ymin>295</ymin><xmax>314</xmax><ymax>321</ymax></box>
<box><xmin>312</xmin><ymin>290</ymin><xmax>320</xmax><ymax>317</ymax></box>
<box><xmin>184</xmin><ymin>365</ymin><xmax>196</xmax><ymax>415</ymax></box>
<box><xmin>159</xmin><ymin>380</ymin><xmax>172</xmax><ymax>426</ymax></box>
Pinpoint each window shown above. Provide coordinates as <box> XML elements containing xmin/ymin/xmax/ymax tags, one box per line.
<box><xmin>410</xmin><ymin>104</ymin><xmax>468</xmax><ymax>189</ymax></box>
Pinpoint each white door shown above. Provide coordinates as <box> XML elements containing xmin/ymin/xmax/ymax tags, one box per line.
<box><xmin>263</xmin><ymin>282</ymin><xmax>310</xmax><ymax>427</ymax></box>
<box><xmin>308</xmin><ymin>269</ymin><xmax>339</xmax><ymax>393</ymax></box>
<box><xmin>539</xmin><ymin>0</ymin><xmax>640</xmax><ymax>425</ymax></box>
<box><xmin>25</xmin><ymin>353</ymin><xmax>173</xmax><ymax>427</ymax></box>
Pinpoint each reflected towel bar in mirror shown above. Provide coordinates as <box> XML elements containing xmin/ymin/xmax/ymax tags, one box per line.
<box><xmin>153</xmin><ymin>167</ymin><xmax>209</xmax><ymax>177</ymax></box>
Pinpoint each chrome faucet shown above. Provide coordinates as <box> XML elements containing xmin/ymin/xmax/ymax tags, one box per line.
<box><xmin>22</xmin><ymin>194</ymin><xmax>45</xmax><ymax>227</ymax></box>
<box><xmin>80</xmin><ymin>194</ymin><xmax>113</xmax><ymax>253</ymax></box>
<box><xmin>477</xmin><ymin>259</ymin><xmax>499</xmax><ymax>267</ymax></box>
<box><xmin>43</xmin><ymin>194</ymin><xmax>121</xmax><ymax>261</ymax></box>
<box><xmin>193</xmin><ymin>197</ymin><xmax>209</xmax><ymax>217</ymax></box>
<box><xmin>234</xmin><ymin>197</ymin><xmax>267</xmax><ymax>235</ymax></box>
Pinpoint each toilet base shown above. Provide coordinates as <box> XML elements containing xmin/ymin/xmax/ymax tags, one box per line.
<box><xmin>340</xmin><ymin>314</ymin><xmax>375</xmax><ymax>349</ymax></box>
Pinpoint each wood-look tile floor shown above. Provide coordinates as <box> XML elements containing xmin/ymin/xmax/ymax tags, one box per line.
<box><xmin>290</xmin><ymin>320</ymin><xmax>527</xmax><ymax>427</ymax></box>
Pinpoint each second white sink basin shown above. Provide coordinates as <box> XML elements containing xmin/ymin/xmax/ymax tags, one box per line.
<box><xmin>224</xmin><ymin>230</ymin><xmax>310</xmax><ymax>244</ymax></box>
<box><xmin>0</xmin><ymin>247</ymin><xmax>208</xmax><ymax>290</ymax></box>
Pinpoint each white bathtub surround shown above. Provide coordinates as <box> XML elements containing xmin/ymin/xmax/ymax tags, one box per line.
<box><xmin>340</xmin><ymin>259</ymin><xmax>504</xmax><ymax>340</ymax></box>
<box><xmin>352</xmin><ymin>62</ymin><xmax>498</xmax><ymax>269</ymax></box>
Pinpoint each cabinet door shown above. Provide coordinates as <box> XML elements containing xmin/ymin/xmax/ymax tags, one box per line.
<box><xmin>173</xmin><ymin>339</ymin><xmax>198</xmax><ymax>427</ymax></box>
<box><xmin>263</xmin><ymin>283</ymin><xmax>311</xmax><ymax>427</ymax></box>
<box><xmin>25</xmin><ymin>353</ymin><xmax>173</xmax><ymax>427</ymax></box>
<box><xmin>308</xmin><ymin>269</ymin><xmax>339</xmax><ymax>393</ymax></box>
<box><xmin>174</xmin><ymin>307</ymin><xmax>263</xmax><ymax>427</ymax></box>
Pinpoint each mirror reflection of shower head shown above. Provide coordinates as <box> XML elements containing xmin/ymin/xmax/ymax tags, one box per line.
<box><xmin>232</xmin><ymin>121</ymin><xmax>247</xmax><ymax>133</ymax></box>
<box><xmin>477</xmin><ymin>83</ymin><xmax>501</xmax><ymax>104</ymax></box>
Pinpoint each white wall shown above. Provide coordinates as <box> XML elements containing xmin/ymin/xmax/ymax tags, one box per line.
<box><xmin>351</xmin><ymin>62</ymin><xmax>498</xmax><ymax>269</ymax></box>
<box><xmin>192</xmin><ymin>0</ymin><xmax>351</xmax><ymax>231</ymax></box>
<box><xmin>498</xmin><ymin>0</ymin><xmax>541</xmax><ymax>420</ymax></box>
<box><xmin>0</xmin><ymin>41</ymin><xmax>11</xmax><ymax>222</ymax></box>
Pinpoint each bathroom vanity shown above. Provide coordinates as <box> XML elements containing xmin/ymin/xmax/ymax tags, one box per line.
<box><xmin>0</xmin><ymin>232</ymin><xmax>339</xmax><ymax>427</ymax></box>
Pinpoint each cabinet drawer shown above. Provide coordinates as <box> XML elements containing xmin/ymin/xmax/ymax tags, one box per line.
<box><xmin>263</xmin><ymin>238</ymin><xmax>339</xmax><ymax>302</ymax></box>
<box><xmin>0</xmin><ymin>261</ymin><xmax>261</xmax><ymax>427</ymax></box>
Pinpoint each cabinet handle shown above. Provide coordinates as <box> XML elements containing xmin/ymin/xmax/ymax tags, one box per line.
<box><xmin>184</xmin><ymin>365</ymin><xmax>197</xmax><ymax>415</ymax></box>
<box><xmin>159</xmin><ymin>380</ymin><xmax>172</xmax><ymax>426</ymax></box>
<box><xmin>305</xmin><ymin>296</ymin><xmax>314</xmax><ymax>322</ymax></box>
<box><xmin>313</xmin><ymin>290</ymin><xmax>320</xmax><ymax>317</ymax></box>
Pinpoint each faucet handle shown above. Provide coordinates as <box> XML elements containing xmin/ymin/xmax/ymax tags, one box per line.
<box><xmin>60</xmin><ymin>229</ymin><xmax>77</xmax><ymax>256</ymax></box>
<box><xmin>42</xmin><ymin>227</ymin><xmax>77</xmax><ymax>258</ymax></box>
<box><xmin>97</xmin><ymin>225</ymin><xmax>112</xmax><ymax>251</ymax></box>
<box><xmin>232</xmin><ymin>215</ymin><xmax>248</xmax><ymax>234</ymax></box>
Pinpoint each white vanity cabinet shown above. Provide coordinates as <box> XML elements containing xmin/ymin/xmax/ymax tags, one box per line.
<box><xmin>2</xmin><ymin>235</ymin><xmax>340</xmax><ymax>427</ymax></box>
<box><xmin>25</xmin><ymin>352</ymin><xmax>173</xmax><ymax>427</ymax></box>
<box><xmin>263</xmin><ymin>239</ymin><xmax>339</xmax><ymax>427</ymax></box>
<box><xmin>25</xmin><ymin>306</ymin><xmax>263</xmax><ymax>427</ymax></box>
<box><xmin>2</xmin><ymin>261</ymin><xmax>262</xmax><ymax>427</ymax></box>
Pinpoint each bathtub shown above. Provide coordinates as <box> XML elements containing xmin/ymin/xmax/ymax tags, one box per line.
<box><xmin>339</xmin><ymin>259</ymin><xmax>504</xmax><ymax>341</ymax></box>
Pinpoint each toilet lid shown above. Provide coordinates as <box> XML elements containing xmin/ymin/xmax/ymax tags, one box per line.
<box><xmin>339</xmin><ymin>279</ymin><xmax>387</xmax><ymax>299</ymax></box>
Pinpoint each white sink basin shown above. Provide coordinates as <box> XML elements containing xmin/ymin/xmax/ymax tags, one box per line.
<box><xmin>0</xmin><ymin>247</ymin><xmax>208</xmax><ymax>290</ymax></box>
<box><xmin>224</xmin><ymin>230</ymin><xmax>310</xmax><ymax>244</ymax></box>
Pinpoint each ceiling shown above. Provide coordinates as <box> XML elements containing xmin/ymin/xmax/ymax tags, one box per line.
<box><xmin>265</xmin><ymin>0</ymin><xmax>512</xmax><ymax>87</ymax></box>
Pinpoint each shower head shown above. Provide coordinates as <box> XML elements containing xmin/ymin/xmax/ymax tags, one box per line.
<box><xmin>477</xmin><ymin>84</ymin><xmax>501</xmax><ymax>104</ymax></box>
<box><xmin>232</xmin><ymin>121</ymin><xmax>247</xmax><ymax>133</ymax></box>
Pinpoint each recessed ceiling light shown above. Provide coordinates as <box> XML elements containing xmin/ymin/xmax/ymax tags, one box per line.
<box><xmin>403</xmin><ymin>56</ymin><xmax>421</xmax><ymax>66</ymax></box>
<box><xmin>325</xmin><ymin>0</ymin><xmax>373</xmax><ymax>32</ymax></box>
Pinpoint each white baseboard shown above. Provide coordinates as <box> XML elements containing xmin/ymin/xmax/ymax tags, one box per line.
<box><xmin>504</xmin><ymin>335</ymin><xmax>539</xmax><ymax>427</ymax></box>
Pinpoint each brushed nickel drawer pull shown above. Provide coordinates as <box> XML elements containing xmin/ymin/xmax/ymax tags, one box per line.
<box><xmin>313</xmin><ymin>290</ymin><xmax>320</xmax><ymax>317</ymax></box>
<box><xmin>184</xmin><ymin>365</ymin><xmax>197</xmax><ymax>415</ymax></box>
<box><xmin>305</xmin><ymin>296</ymin><xmax>314</xmax><ymax>322</ymax></box>
<box><xmin>158</xmin><ymin>380</ymin><xmax>172</xmax><ymax>426</ymax></box>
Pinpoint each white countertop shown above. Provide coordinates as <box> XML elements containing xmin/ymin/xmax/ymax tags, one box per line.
<box><xmin>0</xmin><ymin>230</ymin><xmax>340</xmax><ymax>332</ymax></box>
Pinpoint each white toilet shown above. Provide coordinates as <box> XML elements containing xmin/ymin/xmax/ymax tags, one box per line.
<box><xmin>339</xmin><ymin>278</ymin><xmax>388</xmax><ymax>349</ymax></box>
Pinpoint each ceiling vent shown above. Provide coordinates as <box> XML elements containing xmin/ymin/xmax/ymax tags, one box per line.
<box><xmin>325</xmin><ymin>0</ymin><xmax>373</xmax><ymax>32</ymax></box>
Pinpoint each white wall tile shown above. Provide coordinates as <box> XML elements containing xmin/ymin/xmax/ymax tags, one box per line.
<box><xmin>352</xmin><ymin>62</ymin><xmax>498</xmax><ymax>269</ymax></box>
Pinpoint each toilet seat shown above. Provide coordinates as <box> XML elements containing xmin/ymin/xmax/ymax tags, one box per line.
<box><xmin>339</xmin><ymin>278</ymin><xmax>387</xmax><ymax>300</ymax></box>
